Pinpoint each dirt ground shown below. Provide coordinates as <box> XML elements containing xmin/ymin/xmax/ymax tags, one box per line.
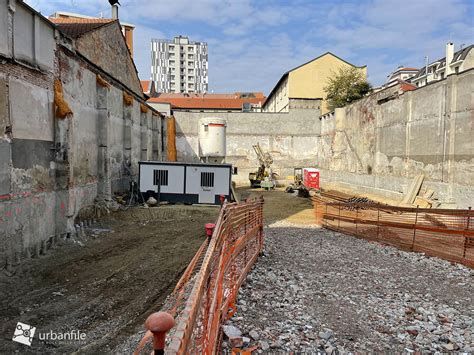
<box><xmin>0</xmin><ymin>205</ymin><xmax>218</xmax><ymax>353</ymax></box>
<box><xmin>0</xmin><ymin>187</ymin><xmax>315</xmax><ymax>353</ymax></box>
<box><xmin>238</xmin><ymin>186</ymin><xmax>316</xmax><ymax>225</ymax></box>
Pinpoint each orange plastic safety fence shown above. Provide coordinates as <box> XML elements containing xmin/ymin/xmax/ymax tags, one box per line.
<box><xmin>134</xmin><ymin>197</ymin><xmax>264</xmax><ymax>354</ymax></box>
<box><xmin>312</xmin><ymin>197</ymin><xmax>474</xmax><ymax>268</ymax></box>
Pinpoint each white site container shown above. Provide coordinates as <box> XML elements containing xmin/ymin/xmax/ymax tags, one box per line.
<box><xmin>139</xmin><ymin>161</ymin><xmax>232</xmax><ymax>205</ymax></box>
<box><xmin>198</xmin><ymin>118</ymin><xmax>226</xmax><ymax>163</ymax></box>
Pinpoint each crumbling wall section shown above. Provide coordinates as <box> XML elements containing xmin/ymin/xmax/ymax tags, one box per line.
<box><xmin>317</xmin><ymin>69</ymin><xmax>474</xmax><ymax>207</ymax></box>
<box><xmin>0</xmin><ymin>59</ymin><xmax>56</xmax><ymax>267</ymax></box>
<box><xmin>0</xmin><ymin>43</ymin><xmax>163</xmax><ymax>269</ymax></box>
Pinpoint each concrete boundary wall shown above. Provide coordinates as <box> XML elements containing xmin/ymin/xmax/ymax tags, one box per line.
<box><xmin>173</xmin><ymin>105</ymin><xmax>322</xmax><ymax>183</ymax></box>
<box><xmin>316</xmin><ymin>69</ymin><xmax>474</xmax><ymax>208</ymax></box>
<box><xmin>174</xmin><ymin>70</ymin><xmax>473</xmax><ymax>208</ymax></box>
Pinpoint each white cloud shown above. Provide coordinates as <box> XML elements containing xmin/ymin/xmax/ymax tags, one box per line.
<box><xmin>133</xmin><ymin>25</ymin><xmax>165</xmax><ymax>80</ymax></box>
<box><xmin>310</xmin><ymin>0</ymin><xmax>473</xmax><ymax>84</ymax></box>
<box><xmin>24</xmin><ymin>0</ymin><xmax>474</xmax><ymax>91</ymax></box>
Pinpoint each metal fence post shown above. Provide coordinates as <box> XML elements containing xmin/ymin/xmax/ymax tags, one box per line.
<box><xmin>338</xmin><ymin>204</ymin><xmax>341</xmax><ymax>230</ymax></box>
<box><xmin>355</xmin><ymin>207</ymin><xmax>358</xmax><ymax>236</ymax></box>
<box><xmin>462</xmin><ymin>207</ymin><xmax>471</xmax><ymax>263</ymax></box>
<box><xmin>377</xmin><ymin>204</ymin><xmax>380</xmax><ymax>240</ymax></box>
<box><xmin>325</xmin><ymin>202</ymin><xmax>328</xmax><ymax>228</ymax></box>
<box><xmin>411</xmin><ymin>206</ymin><xmax>419</xmax><ymax>251</ymax></box>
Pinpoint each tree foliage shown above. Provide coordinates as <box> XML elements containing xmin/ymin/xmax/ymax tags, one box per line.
<box><xmin>324</xmin><ymin>67</ymin><xmax>372</xmax><ymax>111</ymax></box>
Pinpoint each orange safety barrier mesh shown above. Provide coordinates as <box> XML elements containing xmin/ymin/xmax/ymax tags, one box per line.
<box><xmin>134</xmin><ymin>196</ymin><xmax>264</xmax><ymax>354</ymax></box>
<box><xmin>313</xmin><ymin>197</ymin><xmax>474</xmax><ymax>268</ymax></box>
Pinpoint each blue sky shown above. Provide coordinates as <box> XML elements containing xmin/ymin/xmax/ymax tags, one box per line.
<box><xmin>27</xmin><ymin>0</ymin><xmax>474</xmax><ymax>94</ymax></box>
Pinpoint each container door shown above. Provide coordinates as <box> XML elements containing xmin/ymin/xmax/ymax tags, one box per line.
<box><xmin>199</xmin><ymin>171</ymin><xmax>215</xmax><ymax>204</ymax></box>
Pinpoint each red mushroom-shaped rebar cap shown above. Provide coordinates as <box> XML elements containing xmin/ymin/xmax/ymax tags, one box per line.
<box><xmin>145</xmin><ymin>312</ymin><xmax>175</xmax><ymax>334</ymax></box>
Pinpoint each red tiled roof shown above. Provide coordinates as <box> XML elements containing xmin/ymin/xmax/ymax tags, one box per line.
<box><xmin>50</xmin><ymin>17</ymin><xmax>115</xmax><ymax>39</ymax></box>
<box><xmin>400</xmin><ymin>82</ymin><xmax>417</xmax><ymax>92</ymax></box>
<box><xmin>140</xmin><ymin>80</ymin><xmax>150</xmax><ymax>93</ymax></box>
<box><xmin>155</xmin><ymin>92</ymin><xmax>265</xmax><ymax>100</ymax></box>
<box><xmin>148</xmin><ymin>94</ymin><xmax>266</xmax><ymax>110</ymax></box>
<box><xmin>50</xmin><ymin>18</ymin><xmax>113</xmax><ymax>24</ymax></box>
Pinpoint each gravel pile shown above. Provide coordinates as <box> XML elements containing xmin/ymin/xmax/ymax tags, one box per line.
<box><xmin>222</xmin><ymin>221</ymin><xmax>473</xmax><ymax>353</ymax></box>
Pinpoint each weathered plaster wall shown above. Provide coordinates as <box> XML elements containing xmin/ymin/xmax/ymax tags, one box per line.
<box><xmin>0</xmin><ymin>70</ymin><xmax>56</xmax><ymax>268</ymax></box>
<box><xmin>173</xmin><ymin>103</ymin><xmax>322</xmax><ymax>183</ymax></box>
<box><xmin>76</xmin><ymin>21</ymin><xmax>143</xmax><ymax>96</ymax></box>
<box><xmin>316</xmin><ymin>69</ymin><xmax>474</xmax><ymax>207</ymax></box>
<box><xmin>0</xmin><ymin>0</ymin><xmax>164</xmax><ymax>267</ymax></box>
<box><xmin>0</xmin><ymin>51</ymin><xmax>164</xmax><ymax>266</ymax></box>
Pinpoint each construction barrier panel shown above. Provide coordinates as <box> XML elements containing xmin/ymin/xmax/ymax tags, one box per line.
<box><xmin>313</xmin><ymin>197</ymin><xmax>474</xmax><ymax>268</ymax></box>
<box><xmin>135</xmin><ymin>196</ymin><xmax>264</xmax><ymax>354</ymax></box>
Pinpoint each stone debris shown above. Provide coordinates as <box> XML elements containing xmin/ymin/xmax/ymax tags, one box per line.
<box><xmin>222</xmin><ymin>325</ymin><xmax>244</xmax><ymax>348</ymax></box>
<box><xmin>222</xmin><ymin>220</ymin><xmax>474</xmax><ymax>353</ymax></box>
<box><xmin>146</xmin><ymin>196</ymin><xmax>158</xmax><ymax>206</ymax></box>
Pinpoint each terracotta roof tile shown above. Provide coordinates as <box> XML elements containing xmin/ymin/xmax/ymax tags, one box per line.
<box><xmin>396</xmin><ymin>79</ymin><xmax>417</xmax><ymax>92</ymax></box>
<box><xmin>155</xmin><ymin>92</ymin><xmax>265</xmax><ymax>100</ymax></box>
<box><xmin>50</xmin><ymin>18</ymin><xmax>113</xmax><ymax>24</ymax></box>
<box><xmin>398</xmin><ymin>67</ymin><xmax>419</xmax><ymax>71</ymax></box>
<box><xmin>50</xmin><ymin>17</ymin><xmax>115</xmax><ymax>39</ymax></box>
<box><xmin>148</xmin><ymin>94</ymin><xmax>265</xmax><ymax>110</ymax></box>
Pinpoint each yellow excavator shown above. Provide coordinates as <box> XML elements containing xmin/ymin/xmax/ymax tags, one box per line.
<box><xmin>249</xmin><ymin>143</ymin><xmax>275</xmax><ymax>189</ymax></box>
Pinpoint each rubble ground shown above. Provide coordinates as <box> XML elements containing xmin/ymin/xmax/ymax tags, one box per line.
<box><xmin>0</xmin><ymin>205</ymin><xmax>218</xmax><ymax>353</ymax></box>
<box><xmin>223</xmin><ymin>190</ymin><xmax>474</xmax><ymax>353</ymax></box>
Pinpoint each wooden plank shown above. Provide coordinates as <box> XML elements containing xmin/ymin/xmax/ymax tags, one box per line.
<box><xmin>402</xmin><ymin>174</ymin><xmax>424</xmax><ymax>205</ymax></box>
<box><xmin>423</xmin><ymin>188</ymin><xmax>435</xmax><ymax>198</ymax></box>
<box><xmin>230</xmin><ymin>183</ymin><xmax>240</xmax><ymax>204</ymax></box>
<box><xmin>414</xmin><ymin>196</ymin><xmax>432</xmax><ymax>208</ymax></box>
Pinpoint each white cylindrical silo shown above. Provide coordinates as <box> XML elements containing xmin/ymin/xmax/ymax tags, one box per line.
<box><xmin>198</xmin><ymin>118</ymin><xmax>226</xmax><ymax>162</ymax></box>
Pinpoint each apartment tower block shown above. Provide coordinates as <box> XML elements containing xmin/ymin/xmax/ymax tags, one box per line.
<box><xmin>151</xmin><ymin>35</ymin><xmax>208</xmax><ymax>93</ymax></box>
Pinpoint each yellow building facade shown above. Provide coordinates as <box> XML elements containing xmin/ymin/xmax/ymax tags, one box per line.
<box><xmin>263</xmin><ymin>52</ymin><xmax>367</xmax><ymax>114</ymax></box>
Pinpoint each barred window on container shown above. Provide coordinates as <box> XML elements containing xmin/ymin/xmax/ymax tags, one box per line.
<box><xmin>153</xmin><ymin>169</ymin><xmax>168</xmax><ymax>186</ymax></box>
<box><xmin>200</xmin><ymin>172</ymin><xmax>214</xmax><ymax>188</ymax></box>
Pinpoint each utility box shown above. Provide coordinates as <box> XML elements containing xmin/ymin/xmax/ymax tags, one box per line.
<box><xmin>303</xmin><ymin>168</ymin><xmax>320</xmax><ymax>190</ymax></box>
<box><xmin>139</xmin><ymin>161</ymin><xmax>232</xmax><ymax>205</ymax></box>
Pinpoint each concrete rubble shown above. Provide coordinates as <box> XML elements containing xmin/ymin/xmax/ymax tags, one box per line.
<box><xmin>222</xmin><ymin>221</ymin><xmax>473</xmax><ymax>353</ymax></box>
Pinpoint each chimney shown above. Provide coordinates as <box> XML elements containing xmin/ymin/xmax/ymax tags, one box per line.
<box><xmin>111</xmin><ymin>4</ymin><xmax>119</xmax><ymax>19</ymax></box>
<box><xmin>124</xmin><ymin>26</ymin><xmax>134</xmax><ymax>57</ymax></box>
<box><xmin>446</xmin><ymin>42</ymin><xmax>454</xmax><ymax>76</ymax></box>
